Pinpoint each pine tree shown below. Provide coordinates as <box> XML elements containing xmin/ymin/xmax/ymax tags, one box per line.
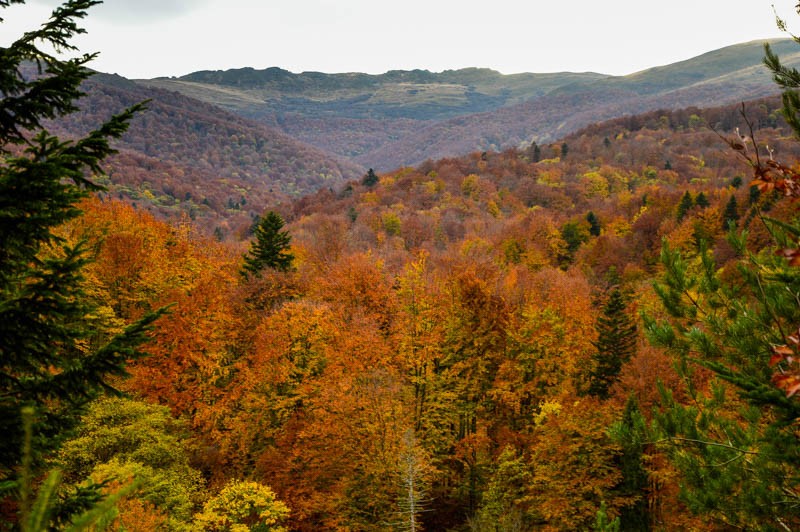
<box><xmin>532</xmin><ymin>142</ymin><xmax>541</xmax><ymax>162</ymax></box>
<box><xmin>586</xmin><ymin>288</ymin><xmax>637</xmax><ymax>399</ymax></box>
<box><xmin>610</xmin><ymin>396</ymin><xmax>649</xmax><ymax>531</ymax></box>
<box><xmin>240</xmin><ymin>210</ymin><xmax>294</xmax><ymax>277</ymax></box>
<box><xmin>587</xmin><ymin>211</ymin><xmax>602</xmax><ymax>237</ymax></box>
<box><xmin>694</xmin><ymin>192</ymin><xmax>710</xmax><ymax>209</ymax></box>
<box><xmin>362</xmin><ymin>168</ymin><xmax>379</xmax><ymax>187</ymax></box>
<box><xmin>648</xmin><ymin>237</ymin><xmax>800</xmax><ymax>529</ymax></box>
<box><xmin>676</xmin><ymin>191</ymin><xmax>693</xmax><ymax>221</ymax></box>
<box><xmin>722</xmin><ymin>194</ymin><xmax>739</xmax><ymax>229</ymax></box>
<box><xmin>0</xmin><ymin>0</ymin><xmax>163</xmax><ymax>525</ymax></box>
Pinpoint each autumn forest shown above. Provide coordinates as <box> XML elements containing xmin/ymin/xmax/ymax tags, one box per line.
<box><xmin>2</xmin><ymin>1</ymin><xmax>800</xmax><ymax>531</ymax></box>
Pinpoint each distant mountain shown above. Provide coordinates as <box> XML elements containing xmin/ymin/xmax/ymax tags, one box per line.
<box><xmin>144</xmin><ymin>67</ymin><xmax>608</xmax><ymax>120</ymax></box>
<box><xmin>47</xmin><ymin>72</ymin><xmax>365</xmax><ymax>237</ymax></box>
<box><xmin>136</xmin><ymin>39</ymin><xmax>800</xmax><ymax>170</ymax></box>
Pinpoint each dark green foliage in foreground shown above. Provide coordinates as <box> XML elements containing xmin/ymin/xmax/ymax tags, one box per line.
<box><xmin>0</xmin><ymin>0</ymin><xmax>162</xmax><ymax>526</ymax></box>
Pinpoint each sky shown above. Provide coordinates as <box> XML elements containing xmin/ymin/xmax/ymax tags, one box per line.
<box><xmin>2</xmin><ymin>0</ymin><xmax>799</xmax><ymax>79</ymax></box>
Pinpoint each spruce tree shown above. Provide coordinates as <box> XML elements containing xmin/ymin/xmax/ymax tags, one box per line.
<box><xmin>532</xmin><ymin>142</ymin><xmax>541</xmax><ymax>162</ymax></box>
<box><xmin>611</xmin><ymin>396</ymin><xmax>649</xmax><ymax>531</ymax></box>
<box><xmin>722</xmin><ymin>194</ymin><xmax>739</xmax><ymax>229</ymax></box>
<box><xmin>0</xmin><ymin>0</ymin><xmax>163</xmax><ymax>524</ymax></box>
<box><xmin>676</xmin><ymin>191</ymin><xmax>693</xmax><ymax>221</ymax></box>
<box><xmin>362</xmin><ymin>168</ymin><xmax>379</xmax><ymax>187</ymax></box>
<box><xmin>240</xmin><ymin>210</ymin><xmax>294</xmax><ymax>278</ymax></box>
<box><xmin>586</xmin><ymin>288</ymin><xmax>637</xmax><ymax>399</ymax></box>
<box><xmin>587</xmin><ymin>211</ymin><xmax>601</xmax><ymax>237</ymax></box>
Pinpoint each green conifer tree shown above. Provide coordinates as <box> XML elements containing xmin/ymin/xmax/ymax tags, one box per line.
<box><xmin>586</xmin><ymin>288</ymin><xmax>637</xmax><ymax>400</ymax></box>
<box><xmin>240</xmin><ymin>211</ymin><xmax>294</xmax><ymax>278</ymax></box>
<box><xmin>722</xmin><ymin>194</ymin><xmax>739</xmax><ymax>229</ymax></box>
<box><xmin>362</xmin><ymin>168</ymin><xmax>379</xmax><ymax>187</ymax></box>
<box><xmin>587</xmin><ymin>211</ymin><xmax>602</xmax><ymax>237</ymax></box>
<box><xmin>648</xmin><ymin>236</ymin><xmax>800</xmax><ymax>529</ymax></box>
<box><xmin>532</xmin><ymin>142</ymin><xmax>541</xmax><ymax>162</ymax></box>
<box><xmin>610</xmin><ymin>396</ymin><xmax>649</xmax><ymax>531</ymax></box>
<box><xmin>694</xmin><ymin>192</ymin><xmax>710</xmax><ymax>209</ymax></box>
<box><xmin>748</xmin><ymin>183</ymin><xmax>761</xmax><ymax>205</ymax></box>
<box><xmin>676</xmin><ymin>191</ymin><xmax>693</xmax><ymax>221</ymax></box>
<box><xmin>0</xmin><ymin>0</ymin><xmax>163</xmax><ymax>525</ymax></box>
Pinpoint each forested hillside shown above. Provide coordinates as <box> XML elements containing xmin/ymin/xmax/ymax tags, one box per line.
<box><xmin>43</xmin><ymin>71</ymin><xmax>364</xmax><ymax>238</ymax></box>
<box><xmin>4</xmin><ymin>2</ymin><xmax>800</xmax><ymax>531</ymax></box>
<box><xmin>14</xmin><ymin>93</ymin><xmax>800</xmax><ymax>529</ymax></box>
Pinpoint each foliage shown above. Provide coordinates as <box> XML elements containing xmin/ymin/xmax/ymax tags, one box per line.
<box><xmin>362</xmin><ymin>168</ymin><xmax>379</xmax><ymax>187</ymax></box>
<box><xmin>0</xmin><ymin>0</ymin><xmax>162</xmax><ymax>526</ymax></box>
<box><xmin>241</xmin><ymin>211</ymin><xmax>294</xmax><ymax>277</ymax></box>
<box><xmin>586</xmin><ymin>289</ymin><xmax>638</xmax><ymax>399</ymax></box>
<box><xmin>594</xmin><ymin>501</ymin><xmax>620</xmax><ymax>532</ymax></box>
<box><xmin>608</xmin><ymin>396</ymin><xmax>649</xmax><ymax>531</ymax></box>
<box><xmin>470</xmin><ymin>446</ymin><xmax>533</xmax><ymax>532</ymax></box>
<box><xmin>57</xmin><ymin>397</ymin><xmax>205</xmax><ymax>528</ymax></box>
<box><xmin>647</xmin><ymin>234</ymin><xmax>800</xmax><ymax>528</ymax></box>
<box><xmin>676</xmin><ymin>191</ymin><xmax>693</xmax><ymax>221</ymax></box>
<box><xmin>641</xmin><ymin>25</ymin><xmax>800</xmax><ymax>529</ymax></box>
<box><xmin>193</xmin><ymin>480</ymin><xmax>290</xmax><ymax>532</ymax></box>
<box><xmin>722</xmin><ymin>195</ymin><xmax>739</xmax><ymax>229</ymax></box>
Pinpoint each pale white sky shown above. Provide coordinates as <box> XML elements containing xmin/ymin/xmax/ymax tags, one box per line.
<box><xmin>2</xmin><ymin>0</ymin><xmax>798</xmax><ymax>79</ymax></box>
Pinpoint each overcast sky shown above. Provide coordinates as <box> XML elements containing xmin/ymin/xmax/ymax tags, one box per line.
<box><xmin>2</xmin><ymin>0</ymin><xmax>799</xmax><ymax>79</ymax></box>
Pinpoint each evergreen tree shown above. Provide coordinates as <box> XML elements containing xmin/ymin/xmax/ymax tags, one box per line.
<box><xmin>676</xmin><ymin>191</ymin><xmax>693</xmax><ymax>221</ymax></box>
<box><xmin>241</xmin><ymin>211</ymin><xmax>294</xmax><ymax>277</ymax></box>
<box><xmin>559</xmin><ymin>220</ymin><xmax>589</xmax><ymax>266</ymax></box>
<box><xmin>748</xmin><ymin>183</ymin><xmax>761</xmax><ymax>205</ymax></box>
<box><xmin>0</xmin><ymin>0</ymin><xmax>163</xmax><ymax>525</ymax></box>
<box><xmin>532</xmin><ymin>142</ymin><xmax>541</xmax><ymax>162</ymax></box>
<box><xmin>722</xmin><ymin>194</ymin><xmax>739</xmax><ymax>229</ymax></box>
<box><xmin>560</xmin><ymin>142</ymin><xmax>569</xmax><ymax>158</ymax></box>
<box><xmin>362</xmin><ymin>168</ymin><xmax>379</xmax><ymax>187</ymax></box>
<box><xmin>643</xmin><ymin>30</ymin><xmax>800</xmax><ymax>527</ymax></box>
<box><xmin>587</xmin><ymin>211</ymin><xmax>602</xmax><ymax>237</ymax></box>
<box><xmin>586</xmin><ymin>288</ymin><xmax>637</xmax><ymax>399</ymax></box>
<box><xmin>648</xmin><ymin>236</ymin><xmax>800</xmax><ymax>529</ymax></box>
<box><xmin>610</xmin><ymin>396</ymin><xmax>649</xmax><ymax>531</ymax></box>
<box><xmin>694</xmin><ymin>192</ymin><xmax>710</xmax><ymax>208</ymax></box>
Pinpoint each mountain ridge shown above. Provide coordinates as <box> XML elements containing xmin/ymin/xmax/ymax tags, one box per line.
<box><xmin>135</xmin><ymin>39</ymin><xmax>800</xmax><ymax>169</ymax></box>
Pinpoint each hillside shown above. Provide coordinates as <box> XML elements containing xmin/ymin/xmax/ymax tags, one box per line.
<box><xmin>46</xmin><ymin>72</ymin><xmax>365</xmax><ymax>238</ymax></box>
<box><xmin>59</xmin><ymin>94</ymin><xmax>800</xmax><ymax>532</ymax></box>
<box><xmin>143</xmin><ymin>68</ymin><xmax>608</xmax><ymax>120</ymax></box>
<box><xmin>136</xmin><ymin>40</ymin><xmax>800</xmax><ymax>170</ymax></box>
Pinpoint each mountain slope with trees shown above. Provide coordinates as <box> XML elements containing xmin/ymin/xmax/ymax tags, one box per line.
<box><xmin>138</xmin><ymin>39</ymin><xmax>800</xmax><ymax>170</ymax></box>
<box><xmin>6</xmin><ymin>1</ymin><xmax>800</xmax><ymax>530</ymax></box>
<box><xmin>42</xmin><ymin>71</ymin><xmax>365</xmax><ymax>238</ymax></box>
